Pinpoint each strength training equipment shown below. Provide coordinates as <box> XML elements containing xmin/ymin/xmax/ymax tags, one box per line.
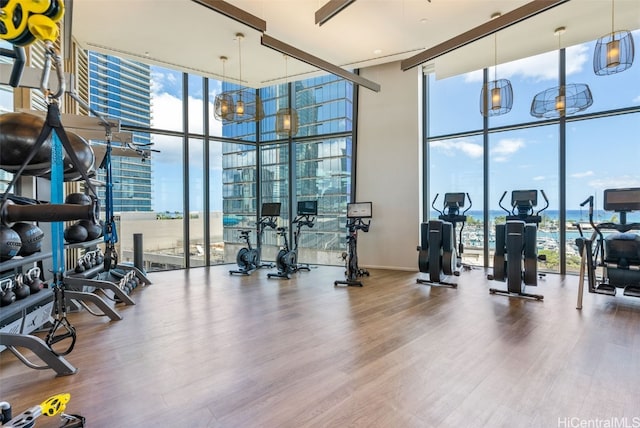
<box><xmin>488</xmin><ymin>189</ymin><xmax>549</xmax><ymax>300</ymax></box>
<box><xmin>576</xmin><ymin>188</ymin><xmax>640</xmax><ymax>309</ymax></box>
<box><xmin>335</xmin><ymin>202</ymin><xmax>372</xmax><ymax>287</ymax></box>
<box><xmin>417</xmin><ymin>192</ymin><xmax>472</xmax><ymax>288</ymax></box>
<box><xmin>268</xmin><ymin>200</ymin><xmax>317</xmax><ymax>279</ymax></box>
<box><xmin>229</xmin><ymin>202</ymin><xmax>280</xmax><ymax>275</ymax></box>
<box><xmin>0</xmin><ymin>224</ymin><xmax>22</xmax><ymax>260</ymax></box>
<box><xmin>11</xmin><ymin>222</ymin><xmax>44</xmax><ymax>256</ymax></box>
<box><xmin>1</xmin><ymin>392</ymin><xmax>85</xmax><ymax>428</ymax></box>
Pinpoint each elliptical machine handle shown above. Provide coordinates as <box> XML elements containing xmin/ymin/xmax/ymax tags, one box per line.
<box><xmin>538</xmin><ymin>189</ymin><xmax>549</xmax><ymax>214</ymax></box>
<box><xmin>498</xmin><ymin>191</ymin><xmax>509</xmax><ymax>214</ymax></box>
<box><xmin>431</xmin><ymin>193</ymin><xmax>442</xmax><ymax>216</ymax></box>
<box><xmin>462</xmin><ymin>193</ymin><xmax>472</xmax><ymax>215</ymax></box>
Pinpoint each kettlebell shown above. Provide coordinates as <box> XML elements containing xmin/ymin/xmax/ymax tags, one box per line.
<box><xmin>13</xmin><ymin>274</ymin><xmax>31</xmax><ymax>300</ymax></box>
<box><xmin>26</xmin><ymin>267</ymin><xmax>43</xmax><ymax>294</ymax></box>
<box><xmin>75</xmin><ymin>258</ymin><xmax>86</xmax><ymax>273</ymax></box>
<box><xmin>95</xmin><ymin>249</ymin><xmax>104</xmax><ymax>265</ymax></box>
<box><xmin>0</xmin><ymin>279</ymin><xmax>16</xmax><ymax>307</ymax></box>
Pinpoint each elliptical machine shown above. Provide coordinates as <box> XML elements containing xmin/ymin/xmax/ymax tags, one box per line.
<box><xmin>335</xmin><ymin>202</ymin><xmax>372</xmax><ymax>287</ymax></box>
<box><xmin>576</xmin><ymin>188</ymin><xmax>640</xmax><ymax>309</ymax></box>
<box><xmin>229</xmin><ymin>202</ymin><xmax>280</xmax><ymax>275</ymax></box>
<box><xmin>417</xmin><ymin>192</ymin><xmax>472</xmax><ymax>288</ymax></box>
<box><xmin>488</xmin><ymin>189</ymin><xmax>548</xmax><ymax>300</ymax></box>
<box><xmin>268</xmin><ymin>200</ymin><xmax>317</xmax><ymax>280</ymax></box>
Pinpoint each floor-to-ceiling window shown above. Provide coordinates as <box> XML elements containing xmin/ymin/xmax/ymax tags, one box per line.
<box><xmin>425</xmin><ymin>30</ymin><xmax>640</xmax><ymax>273</ymax></box>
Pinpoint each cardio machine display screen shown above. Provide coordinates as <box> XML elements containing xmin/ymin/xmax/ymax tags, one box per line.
<box><xmin>511</xmin><ymin>190</ymin><xmax>537</xmax><ymax>207</ymax></box>
<box><xmin>444</xmin><ymin>193</ymin><xmax>465</xmax><ymax>207</ymax></box>
<box><xmin>261</xmin><ymin>202</ymin><xmax>281</xmax><ymax>217</ymax></box>
<box><xmin>604</xmin><ymin>188</ymin><xmax>640</xmax><ymax>212</ymax></box>
<box><xmin>297</xmin><ymin>200</ymin><xmax>318</xmax><ymax>216</ymax></box>
<box><xmin>347</xmin><ymin>202</ymin><xmax>372</xmax><ymax>218</ymax></box>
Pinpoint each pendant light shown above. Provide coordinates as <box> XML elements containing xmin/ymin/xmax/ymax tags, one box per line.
<box><xmin>593</xmin><ymin>0</ymin><xmax>635</xmax><ymax>75</ymax></box>
<box><xmin>276</xmin><ymin>55</ymin><xmax>299</xmax><ymax>138</ymax></box>
<box><xmin>214</xmin><ymin>56</ymin><xmax>235</xmax><ymax>122</ymax></box>
<box><xmin>531</xmin><ymin>27</ymin><xmax>593</xmax><ymax>118</ymax></box>
<box><xmin>480</xmin><ymin>13</ymin><xmax>513</xmax><ymax>117</ymax></box>
<box><xmin>235</xmin><ymin>33</ymin><xmax>245</xmax><ymax>117</ymax></box>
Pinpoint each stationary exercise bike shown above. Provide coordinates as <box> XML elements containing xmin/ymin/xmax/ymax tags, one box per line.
<box><xmin>488</xmin><ymin>189</ymin><xmax>548</xmax><ymax>300</ymax></box>
<box><xmin>229</xmin><ymin>202</ymin><xmax>280</xmax><ymax>275</ymax></box>
<box><xmin>576</xmin><ymin>188</ymin><xmax>640</xmax><ymax>309</ymax></box>
<box><xmin>268</xmin><ymin>200</ymin><xmax>317</xmax><ymax>280</ymax></box>
<box><xmin>417</xmin><ymin>192</ymin><xmax>472</xmax><ymax>288</ymax></box>
<box><xmin>335</xmin><ymin>202</ymin><xmax>372</xmax><ymax>287</ymax></box>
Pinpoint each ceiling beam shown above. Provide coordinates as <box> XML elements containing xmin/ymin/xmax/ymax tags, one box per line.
<box><xmin>315</xmin><ymin>0</ymin><xmax>357</xmax><ymax>26</ymax></box>
<box><xmin>401</xmin><ymin>0</ymin><xmax>570</xmax><ymax>71</ymax></box>
<box><xmin>261</xmin><ymin>34</ymin><xmax>381</xmax><ymax>92</ymax></box>
<box><xmin>191</xmin><ymin>0</ymin><xmax>267</xmax><ymax>33</ymax></box>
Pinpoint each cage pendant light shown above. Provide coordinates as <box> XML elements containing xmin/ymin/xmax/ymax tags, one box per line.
<box><xmin>276</xmin><ymin>55</ymin><xmax>299</xmax><ymax>138</ymax></box>
<box><xmin>214</xmin><ymin>56</ymin><xmax>235</xmax><ymax>122</ymax></box>
<box><xmin>531</xmin><ymin>27</ymin><xmax>594</xmax><ymax>118</ymax></box>
<box><xmin>593</xmin><ymin>0</ymin><xmax>635</xmax><ymax>75</ymax></box>
<box><xmin>227</xmin><ymin>33</ymin><xmax>264</xmax><ymax>123</ymax></box>
<box><xmin>480</xmin><ymin>16</ymin><xmax>513</xmax><ymax>117</ymax></box>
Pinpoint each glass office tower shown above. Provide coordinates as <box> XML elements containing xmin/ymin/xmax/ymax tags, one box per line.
<box><xmin>87</xmin><ymin>51</ymin><xmax>153</xmax><ymax>212</ymax></box>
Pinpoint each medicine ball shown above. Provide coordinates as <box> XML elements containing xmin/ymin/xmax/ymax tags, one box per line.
<box><xmin>64</xmin><ymin>223</ymin><xmax>88</xmax><ymax>243</ymax></box>
<box><xmin>0</xmin><ymin>113</ymin><xmax>51</xmax><ymax>176</ymax></box>
<box><xmin>0</xmin><ymin>225</ymin><xmax>22</xmax><ymax>261</ymax></box>
<box><xmin>43</xmin><ymin>131</ymin><xmax>95</xmax><ymax>181</ymax></box>
<box><xmin>11</xmin><ymin>222</ymin><xmax>44</xmax><ymax>256</ymax></box>
<box><xmin>65</xmin><ymin>193</ymin><xmax>91</xmax><ymax>205</ymax></box>
<box><xmin>77</xmin><ymin>220</ymin><xmax>102</xmax><ymax>240</ymax></box>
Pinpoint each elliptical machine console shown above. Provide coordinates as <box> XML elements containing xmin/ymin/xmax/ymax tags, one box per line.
<box><xmin>576</xmin><ymin>188</ymin><xmax>640</xmax><ymax>309</ymax></box>
<box><xmin>488</xmin><ymin>189</ymin><xmax>548</xmax><ymax>300</ymax></box>
<box><xmin>417</xmin><ymin>192</ymin><xmax>472</xmax><ymax>288</ymax></box>
<box><xmin>268</xmin><ymin>200</ymin><xmax>317</xmax><ymax>280</ymax></box>
<box><xmin>335</xmin><ymin>202</ymin><xmax>372</xmax><ymax>287</ymax></box>
<box><xmin>229</xmin><ymin>202</ymin><xmax>280</xmax><ymax>275</ymax></box>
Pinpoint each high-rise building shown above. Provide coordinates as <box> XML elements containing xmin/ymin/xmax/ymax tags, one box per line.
<box><xmin>221</xmin><ymin>75</ymin><xmax>354</xmax><ymax>263</ymax></box>
<box><xmin>87</xmin><ymin>51</ymin><xmax>153</xmax><ymax>212</ymax></box>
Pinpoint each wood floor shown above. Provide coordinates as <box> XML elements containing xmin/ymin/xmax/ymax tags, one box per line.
<box><xmin>1</xmin><ymin>265</ymin><xmax>640</xmax><ymax>428</ymax></box>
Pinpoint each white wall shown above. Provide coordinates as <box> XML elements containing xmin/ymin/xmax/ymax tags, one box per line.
<box><xmin>356</xmin><ymin>62</ymin><xmax>422</xmax><ymax>271</ymax></box>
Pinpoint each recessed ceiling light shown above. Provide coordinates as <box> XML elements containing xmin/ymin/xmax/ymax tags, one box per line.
<box><xmin>419</xmin><ymin>18</ymin><xmax>428</xmax><ymax>24</ymax></box>
<box><xmin>373</xmin><ymin>49</ymin><xmax>382</xmax><ymax>55</ymax></box>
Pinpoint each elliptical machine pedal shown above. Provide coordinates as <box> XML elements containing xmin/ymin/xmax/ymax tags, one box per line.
<box><xmin>487</xmin><ymin>189</ymin><xmax>548</xmax><ymax>301</ymax></box>
<box><xmin>417</xmin><ymin>192</ymin><xmax>472</xmax><ymax>288</ymax></box>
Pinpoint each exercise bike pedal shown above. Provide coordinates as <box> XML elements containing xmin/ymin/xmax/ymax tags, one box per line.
<box><xmin>623</xmin><ymin>286</ymin><xmax>640</xmax><ymax>298</ymax></box>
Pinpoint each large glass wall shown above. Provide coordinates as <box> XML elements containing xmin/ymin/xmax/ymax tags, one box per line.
<box><xmin>426</xmin><ymin>30</ymin><xmax>640</xmax><ymax>273</ymax></box>
<box><xmin>428</xmin><ymin>134</ymin><xmax>484</xmax><ymax>266</ymax></box>
<box><xmin>119</xmin><ymin>134</ymin><xmax>185</xmax><ymax>270</ymax></box>
<box><xmin>0</xmin><ymin>41</ymin><xmax>15</xmax><ymax>192</ymax></box>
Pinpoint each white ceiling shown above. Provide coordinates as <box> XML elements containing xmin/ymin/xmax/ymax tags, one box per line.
<box><xmin>71</xmin><ymin>0</ymin><xmax>640</xmax><ymax>89</ymax></box>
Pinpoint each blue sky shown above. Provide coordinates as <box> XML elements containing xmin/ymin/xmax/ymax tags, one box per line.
<box><xmin>428</xmin><ymin>32</ymin><xmax>640</xmax><ymax>212</ymax></box>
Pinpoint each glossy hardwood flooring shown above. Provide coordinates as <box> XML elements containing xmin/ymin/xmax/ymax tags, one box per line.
<box><xmin>1</xmin><ymin>265</ymin><xmax>640</xmax><ymax>428</ymax></box>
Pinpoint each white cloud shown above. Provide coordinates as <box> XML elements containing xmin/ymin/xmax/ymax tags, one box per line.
<box><xmin>533</xmin><ymin>176</ymin><xmax>545</xmax><ymax>181</ymax></box>
<box><xmin>463</xmin><ymin>44</ymin><xmax>588</xmax><ymax>83</ymax></box>
<box><xmin>633</xmin><ymin>95</ymin><xmax>640</xmax><ymax>103</ymax></box>
<box><xmin>588</xmin><ymin>176</ymin><xmax>640</xmax><ymax>190</ymax></box>
<box><xmin>150</xmin><ymin>91</ymin><xmax>223</xmax><ymax>164</ymax></box>
<box><xmin>571</xmin><ymin>171</ymin><xmax>594</xmax><ymax>179</ymax></box>
<box><xmin>490</xmin><ymin>138</ymin><xmax>524</xmax><ymax>156</ymax></box>
<box><xmin>429</xmin><ymin>138</ymin><xmax>483</xmax><ymax>158</ymax></box>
